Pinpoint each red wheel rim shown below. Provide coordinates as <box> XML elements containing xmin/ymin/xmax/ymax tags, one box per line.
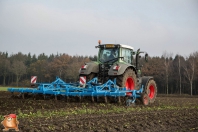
<box><xmin>125</xmin><ymin>77</ymin><xmax>135</xmax><ymax>96</ymax></box>
<box><xmin>149</xmin><ymin>84</ymin><xmax>155</xmax><ymax>99</ymax></box>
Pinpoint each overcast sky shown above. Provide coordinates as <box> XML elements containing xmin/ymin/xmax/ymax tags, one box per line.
<box><xmin>0</xmin><ymin>0</ymin><xmax>198</xmax><ymax>57</ymax></box>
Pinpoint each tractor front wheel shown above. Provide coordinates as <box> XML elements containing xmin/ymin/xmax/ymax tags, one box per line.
<box><xmin>146</xmin><ymin>79</ymin><xmax>157</xmax><ymax>103</ymax></box>
<box><xmin>141</xmin><ymin>93</ymin><xmax>149</xmax><ymax>106</ymax></box>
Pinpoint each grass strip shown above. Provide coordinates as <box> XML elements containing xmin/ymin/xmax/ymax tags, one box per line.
<box><xmin>0</xmin><ymin>87</ymin><xmax>8</xmax><ymax>91</ymax></box>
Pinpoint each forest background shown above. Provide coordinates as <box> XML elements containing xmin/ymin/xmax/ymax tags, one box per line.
<box><xmin>0</xmin><ymin>50</ymin><xmax>197</xmax><ymax>95</ymax></box>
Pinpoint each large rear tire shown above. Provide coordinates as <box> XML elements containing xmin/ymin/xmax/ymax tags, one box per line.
<box><xmin>146</xmin><ymin>79</ymin><xmax>157</xmax><ymax>103</ymax></box>
<box><xmin>116</xmin><ymin>69</ymin><xmax>137</xmax><ymax>96</ymax></box>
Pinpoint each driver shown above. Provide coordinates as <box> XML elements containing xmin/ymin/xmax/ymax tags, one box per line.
<box><xmin>109</xmin><ymin>49</ymin><xmax>117</xmax><ymax>60</ymax></box>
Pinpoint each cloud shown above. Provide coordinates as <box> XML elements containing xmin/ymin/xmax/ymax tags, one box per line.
<box><xmin>0</xmin><ymin>1</ymin><xmax>197</xmax><ymax>57</ymax></box>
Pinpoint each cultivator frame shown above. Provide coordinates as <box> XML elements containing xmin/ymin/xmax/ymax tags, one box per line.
<box><xmin>8</xmin><ymin>77</ymin><xmax>145</xmax><ymax>106</ymax></box>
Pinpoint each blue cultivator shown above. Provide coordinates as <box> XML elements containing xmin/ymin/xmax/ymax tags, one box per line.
<box><xmin>8</xmin><ymin>77</ymin><xmax>145</xmax><ymax>106</ymax></box>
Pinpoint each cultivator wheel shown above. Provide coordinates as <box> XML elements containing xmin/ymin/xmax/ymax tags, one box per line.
<box><xmin>146</xmin><ymin>80</ymin><xmax>157</xmax><ymax>103</ymax></box>
<box><xmin>141</xmin><ymin>93</ymin><xmax>149</xmax><ymax>106</ymax></box>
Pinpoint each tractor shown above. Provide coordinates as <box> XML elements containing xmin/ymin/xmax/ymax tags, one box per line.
<box><xmin>8</xmin><ymin>40</ymin><xmax>157</xmax><ymax>106</ymax></box>
<box><xmin>79</xmin><ymin>40</ymin><xmax>157</xmax><ymax>105</ymax></box>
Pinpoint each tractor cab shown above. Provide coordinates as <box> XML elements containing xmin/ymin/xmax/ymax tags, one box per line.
<box><xmin>94</xmin><ymin>43</ymin><xmax>135</xmax><ymax>83</ymax></box>
<box><xmin>96</xmin><ymin>44</ymin><xmax>134</xmax><ymax>65</ymax></box>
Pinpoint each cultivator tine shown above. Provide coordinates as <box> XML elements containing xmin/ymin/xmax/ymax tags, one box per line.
<box><xmin>22</xmin><ymin>93</ymin><xmax>25</xmax><ymax>99</ymax></box>
<box><xmin>66</xmin><ymin>96</ymin><xmax>69</xmax><ymax>102</ymax></box>
<box><xmin>43</xmin><ymin>95</ymin><xmax>46</xmax><ymax>100</ymax></box>
<box><xmin>91</xmin><ymin>96</ymin><xmax>94</xmax><ymax>102</ymax></box>
<box><xmin>104</xmin><ymin>96</ymin><xmax>108</xmax><ymax>103</ymax></box>
<box><xmin>96</xmin><ymin>96</ymin><xmax>99</xmax><ymax>102</ymax></box>
<box><xmin>117</xmin><ymin>96</ymin><xmax>121</xmax><ymax>104</ymax></box>
<box><xmin>79</xmin><ymin>96</ymin><xmax>82</xmax><ymax>102</ymax></box>
<box><xmin>33</xmin><ymin>94</ymin><xmax>36</xmax><ymax>100</ymax></box>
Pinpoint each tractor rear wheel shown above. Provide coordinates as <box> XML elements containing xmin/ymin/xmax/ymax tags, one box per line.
<box><xmin>116</xmin><ymin>69</ymin><xmax>137</xmax><ymax>96</ymax></box>
<box><xmin>146</xmin><ymin>79</ymin><xmax>157</xmax><ymax>103</ymax></box>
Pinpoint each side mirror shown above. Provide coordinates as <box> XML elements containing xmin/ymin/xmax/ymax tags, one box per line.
<box><xmin>145</xmin><ymin>53</ymin><xmax>148</xmax><ymax>62</ymax></box>
<box><xmin>131</xmin><ymin>51</ymin><xmax>136</xmax><ymax>55</ymax></box>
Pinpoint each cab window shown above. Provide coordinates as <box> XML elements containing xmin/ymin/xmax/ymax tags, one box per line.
<box><xmin>121</xmin><ymin>48</ymin><xmax>132</xmax><ymax>64</ymax></box>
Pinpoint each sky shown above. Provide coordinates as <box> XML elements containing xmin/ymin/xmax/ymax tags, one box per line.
<box><xmin>0</xmin><ymin>0</ymin><xmax>198</xmax><ymax>57</ymax></box>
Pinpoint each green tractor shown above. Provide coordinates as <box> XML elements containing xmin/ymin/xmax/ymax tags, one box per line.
<box><xmin>79</xmin><ymin>41</ymin><xmax>157</xmax><ymax>104</ymax></box>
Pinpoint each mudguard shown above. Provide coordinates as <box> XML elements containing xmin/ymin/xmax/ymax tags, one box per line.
<box><xmin>79</xmin><ymin>61</ymin><xmax>99</xmax><ymax>75</ymax></box>
<box><xmin>108</xmin><ymin>62</ymin><xmax>136</xmax><ymax>76</ymax></box>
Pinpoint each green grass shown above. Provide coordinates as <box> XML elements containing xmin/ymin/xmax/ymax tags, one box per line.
<box><xmin>0</xmin><ymin>86</ymin><xmax>21</xmax><ymax>91</ymax></box>
<box><xmin>0</xmin><ymin>104</ymin><xmax>197</xmax><ymax>121</ymax></box>
<box><xmin>0</xmin><ymin>87</ymin><xmax>9</xmax><ymax>91</ymax></box>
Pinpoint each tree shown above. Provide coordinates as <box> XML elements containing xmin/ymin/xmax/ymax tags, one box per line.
<box><xmin>2</xmin><ymin>59</ymin><xmax>11</xmax><ymax>86</ymax></box>
<box><xmin>142</xmin><ymin>56</ymin><xmax>165</xmax><ymax>93</ymax></box>
<box><xmin>0</xmin><ymin>53</ymin><xmax>11</xmax><ymax>86</ymax></box>
<box><xmin>183</xmin><ymin>54</ymin><xmax>195</xmax><ymax>95</ymax></box>
<box><xmin>172</xmin><ymin>55</ymin><xmax>185</xmax><ymax>94</ymax></box>
<box><xmin>28</xmin><ymin>60</ymin><xmax>49</xmax><ymax>82</ymax></box>
<box><xmin>49</xmin><ymin>54</ymin><xmax>70</xmax><ymax>79</ymax></box>
<box><xmin>11</xmin><ymin>60</ymin><xmax>26</xmax><ymax>87</ymax></box>
<box><xmin>162</xmin><ymin>51</ymin><xmax>173</xmax><ymax>94</ymax></box>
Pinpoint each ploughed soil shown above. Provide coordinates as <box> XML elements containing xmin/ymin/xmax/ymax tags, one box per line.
<box><xmin>0</xmin><ymin>91</ymin><xmax>198</xmax><ymax>132</ymax></box>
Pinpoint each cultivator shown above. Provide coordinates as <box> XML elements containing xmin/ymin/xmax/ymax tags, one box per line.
<box><xmin>8</xmin><ymin>77</ymin><xmax>145</xmax><ymax>106</ymax></box>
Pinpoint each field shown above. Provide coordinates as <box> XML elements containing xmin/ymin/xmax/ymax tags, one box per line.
<box><xmin>0</xmin><ymin>91</ymin><xmax>198</xmax><ymax>132</ymax></box>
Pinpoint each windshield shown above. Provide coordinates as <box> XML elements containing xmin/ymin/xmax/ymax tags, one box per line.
<box><xmin>99</xmin><ymin>48</ymin><xmax>119</xmax><ymax>63</ymax></box>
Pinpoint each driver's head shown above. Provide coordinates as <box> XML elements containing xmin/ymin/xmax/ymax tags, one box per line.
<box><xmin>111</xmin><ymin>49</ymin><xmax>116</xmax><ymax>55</ymax></box>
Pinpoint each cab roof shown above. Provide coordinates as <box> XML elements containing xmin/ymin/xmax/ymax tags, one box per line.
<box><xmin>119</xmin><ymin>44</ymin><xmax>134</xmax><ymax>50</ymax></box>
<box><xmin>98</xmin><ymin>44</ymin><xmax>134</xmax><ymax>50</ymax></box>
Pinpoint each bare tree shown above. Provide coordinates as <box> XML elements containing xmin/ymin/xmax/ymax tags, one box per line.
<box><xmin>2</xmin><ymin>59</ymin><xmax>11</xmax><ymax>86</ymax></box>
<box><xmin>162</xmin><ymin>51</ymin><xmax>173</xmax><ymax>94</ymax></box>
<box><xmin>11</xmin><ymin>60</ymin><xmax>26</xmax><ymax>87</ymax></box>
<box><xmin>177</xmin><ymin>55</ymin><xmax>182</xmax><ymax>95</ymax></box>
<box><xmin>183</xmin><ymin>55</ymin><xmax>195</xmax><ymax>96</ymax></box>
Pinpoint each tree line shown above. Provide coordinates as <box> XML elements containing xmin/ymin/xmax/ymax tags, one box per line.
<box><xmin>0</xmin><ymin>51</ymin><xmax>197</xmax><ymax>95</ymax></box>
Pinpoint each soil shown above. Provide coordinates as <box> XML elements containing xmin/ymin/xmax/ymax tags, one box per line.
<box><xmin>0</xmin><ymin>91</ymin><xmax>198</xmax><ymax>132</ymax></box>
